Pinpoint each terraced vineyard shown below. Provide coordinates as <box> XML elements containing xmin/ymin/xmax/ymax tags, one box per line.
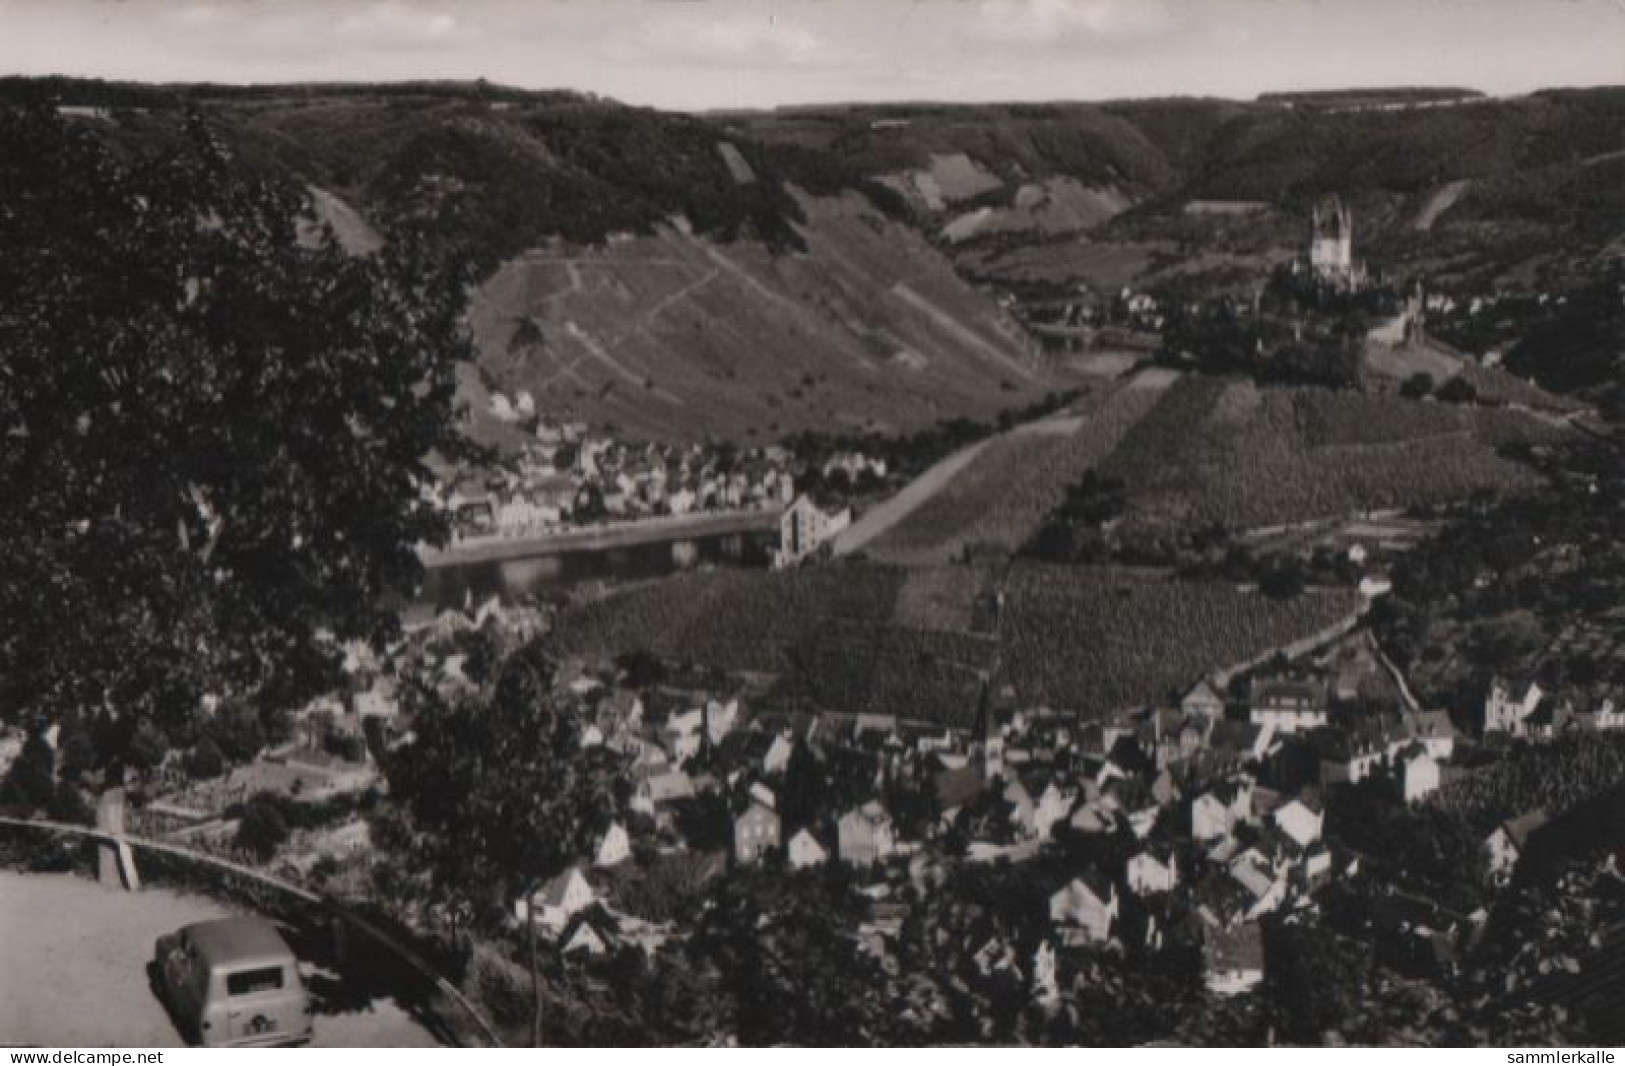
<box><xmin>864</xmin><ymin>376</ymin><xmax>1172</xmax><ymax>564</ymax></box>
<box><xmin>998</xmin><ymin>563</ymin><xmax>1362</xmax><ymax>714</ymax></box>
<box><xmin>780</xmin><ymin>619</ymin><xmax>999</xmax><ymax>725</ymax></box>
<box><xmin>549</xmin><ymin>556</ymin><xmax>1363</xmax><ymax>722</ymax></box>
<box><xmin>1097</xmin><ymin>378</ymin><xmax>1565</xmax><ymax>536</ymax></box>
<box><xmin>548</xmin><ymin>565</ymin><xmax>908</xmax><ymax>673</ymax></box>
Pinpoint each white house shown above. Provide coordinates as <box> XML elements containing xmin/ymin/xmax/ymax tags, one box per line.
<box><xmin>1484</xmin><ymin>678</ymin><xmax>1543</xmax><ymax>737</ymax></box>
<box><xmin>1576</xmin><ymin>698</ymin><xmax>1625</xmax><ymax>734</ymax></box>
<box><xmin>1401</xmin><ymin>749</ymin><xmax>1442</xmax><ymax>804</ymax></box>
<box><xmin>1487</xmin><ymin>809</ymin><xmax>1549</xmax><ymax>880</ymax></box>
<box><xmin>515</xmin><ymin>867</ymin><xmax>597</xmax><ymax>934</ymax></box>
<box><xmin>787</xmin><ymin>828</ymin><xmax>830</xmax><ymax>869</ymax></box>
<box><xmin>734</xmin><ymin>802</ymin><xmax>781</xmax><ymax>865</ymax></box>
<box><xmin>1181</xmin><ymin>680</ymin><xmax>1226</xmax><ymax>722</ymax></box>
<box><xmin>705</xmin><ymin>699</ymin><xmax>741</xmax><ymax>745</ymax></box>
<box><xmin>1048</xmin><ymin>874</ymin><xmax>1118</xmax><ymax>946</ymax></box>
<box><xmin>837</xmin><ymin>801</ymin><xmax>897</xmax><ymax>867</ymax></box>
<box><xmin>1272</xmin><ymin>793</ymin><xmax>1324</xmax><ymax>849</ymax></box>
<box><xmin>593</xmin><ymin>822</ymin><xmax>632</xmax><ymax>868</ymax></box>
<box><xmin>1249</xmin><ymin>675</ymin><xmax>1329</xmax><ymax>734</ymax></box>
<box><xmin>1127</xmin><ymin>848</ymin><xmax>1179</xmax><ymax>896</ymax></box>
<box><xmin>762</xmin><ymin>732</ymin><xmax>795</xmax><ymax>775</ymax></box>
<box><xmin>1192</xmin><ymin>779</ymin><xmax>1254</xmax><ymax>842</ymax></box>
<box><xmin>1032</xmin><ymin>782</ymin><xmax>1078</xmax><ymax>838</ymax></box>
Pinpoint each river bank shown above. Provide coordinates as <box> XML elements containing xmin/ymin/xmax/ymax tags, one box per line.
<box><xmin>419</xmin><ymin>507</ymin><xmax>782</xmax><ymax>568</ymax></box>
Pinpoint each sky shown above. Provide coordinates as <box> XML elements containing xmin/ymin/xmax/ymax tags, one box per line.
<box><xmin>1</xmin><ymin>0</ymin><xmax>1621</xmax><ymax>112</ymax></box>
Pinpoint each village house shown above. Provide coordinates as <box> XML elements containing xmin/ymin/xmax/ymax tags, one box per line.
<box><xmin>1484</xmin><ymin>677</ymin><xmax>1544</xmax><ymax>737</ymax></box>
<box><xmin>1003</xmin><ymin>778</ymin><xmax>1038</xmax><ymax>838</ymax></box>
<box><xmin>1271</xmin><ymin>792</ymin><xmax>1325</xmax><ymax>849</ymax></box>
<box><xmin>660</xmin><ymin>708</ymin><xmax>705</xmax><ymax>763</ymax></box>
<box><xmin>1127</xmin><ymin>845</ymin><xmax>1180</xmax><ymax>896</ymax></box>
<box><xmin>1049</xmin><ymin>872</ymin><xmax>1119</xmax><ymax>946</ymax></box>
<box><xmin>762</xmin><ymin>731</ymin><xmax>795</xmax><ymax>775</ymax></box>
<box><xmin>1203</xmin><ymin>921</ymin><xmax>1266</xmax><ymax>996</ymax></box>
<box><xmin>1229</xmin><ymin>851</ymin><xmax>1289</xmax><ymax>918</ymax></box>
<box><xmin>1574</xmin><ymin>697</ymin><xmax>1625</xmax><ymax>733</ymax></box>
<box><xmin>594</xmin><ymin>822</ymin><xmax>633</xmax><ymax>868</ymax></box>
<box><xmin>1032</xmin><ymin>781</ymin><xmax>1078</xmax><ymax>838</ymax></box>
<box><xmin>631</xmin><ymin>767</ymin><xmax>696</xmax><ymax>815</ymax></box>
<box><xmin>1400</xmin><ymin>747</ymin><xmax>1443</xmax><ymax>804</ymax></box>
<box><xmin>1486</xmin><ymin>809</ymin><xmax>1549</xmax><ymax>881</ymax></box>
<box><xmin>787</xmin><ymin>827</ymin><xmax>830</xmax><ymax>869</ymax></box>
<box><xmin>734</xmin><ymin>801</ymin><xmax>781</xmax><ymax>865</ymax></box>
<box><xmin>1192</xmin><ymin>778</ymin><xmax>1255</xmax><ymax>842</ymax></box>
<box><xmin>1249</xmin><ymin>674</ymin><xmax>1330</xmax><ymax>734</ymax></box>
<box><xmin>1400</xmin><ymin>708</ymin><xmax>1458</xmax><ymax>761</ymax></box>
<box><xmin>1314</xmin><ymin>719</ymin><xmax>1394</xmax><ymax>786</ymax></box>
<box><xmin>515</xmin><ymin>867</ymin><xmax>598</xmax><ymax>934</ymax></box>
<box><xmin>706</xmin><ymin>698</ymin><xmax>741</xmax><ymax>745</ymax></box>
<box><xmin>838</xmin><ymin>801</ymin><xmax>898</xmax><ymax>867</ymax></box>
<box><xmin>1180</xmin><ymin>679</ymin><xmax>1226</xmax><ymax>723</ymax></box>
<box><xmin>559</xmin><ymin>906</ymin><xmax>621</xmax><ymax>957</ymax></box>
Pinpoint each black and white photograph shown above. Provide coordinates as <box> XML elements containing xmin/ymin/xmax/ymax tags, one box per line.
<box><xmin>1</xmin><ymin>0</ymin><xmax>1622</xmax><ymax>1049</ymax></box>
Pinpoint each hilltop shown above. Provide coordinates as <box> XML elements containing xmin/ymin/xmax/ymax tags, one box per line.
<box><xmin>6</xmin><ymin>79</ymin><xmax>1620</xmax><ymax>445</ymax></box>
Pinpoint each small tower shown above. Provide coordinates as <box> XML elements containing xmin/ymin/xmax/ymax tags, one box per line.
<box><xmin>1309</xmin><ymin>195</ymin><xmax>1354</xmax><ymax>284</ymax></box>
<box><xmin>971</xmin><ymin>675</ymin><xmax>1004</xmax><ymax>783</ymax></box>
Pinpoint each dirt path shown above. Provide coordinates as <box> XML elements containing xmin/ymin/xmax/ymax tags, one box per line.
<box><xmin>1414</xmin><ymin>179</ymin><xmax>1471</xmax><ymax>231</ymax></box>
<box><xmin>888</xmin><ymin>282</ymin><xmax>1041</xmax><ymax>383</ymax></box>
<box><xmin>0</xmin><ymin>872</ymin><xmax>442</xmax><ymax>1048</ymax></box>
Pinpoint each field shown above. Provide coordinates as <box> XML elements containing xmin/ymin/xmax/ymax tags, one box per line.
<box><xmin>997</xmin><ymin>563</ymin><xmax>1362</xmax><ymax>714</ymax></box>
<box><xmin>862</xmin><ymin>376</ymin><xmax>1171</xmax><ymax>564</ymax></box>
<box><xmin>547</xmin><ymin>557</ymin><xmax>1362</xmax><ymax>722</ymax></box>
<box><xmin>1097</xmin><ymin>378</ymin><xmax>1566</xmax><ymax>537</ymax></box>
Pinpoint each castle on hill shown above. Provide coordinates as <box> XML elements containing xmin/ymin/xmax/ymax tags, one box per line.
<box><xmin>1307</xmin><ymin>195</ymin><xmax>1366</xmax><ymax>289</ymax></box>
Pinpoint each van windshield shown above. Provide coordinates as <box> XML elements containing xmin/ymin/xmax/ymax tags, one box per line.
<box><xmin>225</xmin><ymin>966</ymin><xmax>285</xmax><ymax>996</ymax></box>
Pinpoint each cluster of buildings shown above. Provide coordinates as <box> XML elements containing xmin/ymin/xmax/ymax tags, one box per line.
<box><xmin>485</xmin><ymin>610</ymin><xmax>1625</xmax><ymax>1007</ymax></box>
<box><xmin>438</xmin><ymin>421</ymin><xmax>800</xmax><ymax>540</ymax></box>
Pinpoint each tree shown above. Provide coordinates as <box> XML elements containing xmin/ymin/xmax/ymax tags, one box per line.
<box><xmin>1400</xmin><ymin>372</ymin><xmax>1435</xmax><ymax>399</ymax></box>
<box><xmin>1263</xmin><ymin>919</ymin><xmax>1371</xmax><ymax>1044</ymax></box>
<box><xmin>0</xmin><ymin>732</ymin><xmax>57</xmax><ymax>812</ymax></box>
<box><xmin>1435</xmin><ymin>376</ymin><xmax>1480</xmax><ymax>404</ymax></box>
<box><xmin>379</xmin><ymin>645</ymin><xmax>624</xmax><ymax>1044</ymax></box>
<box><xmin>0</xmin><ymin>104</ymin><xmax>473</xmax><ymax>764</ymax></box>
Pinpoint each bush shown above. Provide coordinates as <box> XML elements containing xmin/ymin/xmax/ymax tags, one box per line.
<box><xmin>234</xmin><ymin>798</ymin><xmax>291</xmax><ymax>862</ymax></box>
<box><xmin>186</xmin><ymin>737</ymin><xmax>226</xmax><ymax>779</ymax></box>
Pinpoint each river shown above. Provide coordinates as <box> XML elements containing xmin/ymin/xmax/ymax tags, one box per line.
<box><xmin>416</xmin><ymin>529</ymin><xmax>777</xmax><ymax>609</ymax></box>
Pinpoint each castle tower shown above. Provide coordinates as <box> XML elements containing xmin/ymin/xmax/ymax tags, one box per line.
<box><xmin>1309</xmin><ymin>195</ymin><xmax>1354</xmax><ymax>282</ymax></box>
